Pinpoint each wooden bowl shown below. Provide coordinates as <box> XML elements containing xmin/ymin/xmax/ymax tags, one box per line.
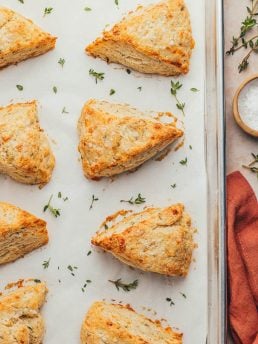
<box><xmin>233</xmin><ymin>74</ymin><xmax>258</xmax><ymax>138</ymax></box>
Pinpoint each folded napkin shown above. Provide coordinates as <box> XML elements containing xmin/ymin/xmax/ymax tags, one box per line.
<box><xmin>227</xmin><ymin>171</ymin><xmax>258</xmax><ymax>344</ymax></box>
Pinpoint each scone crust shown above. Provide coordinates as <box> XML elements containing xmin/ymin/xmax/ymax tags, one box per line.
<box><xmin>0</xmin><ymin>100</ymin><xmax>55</xmax><ymax>184</ymax></box>
<box><xmin>92</xmin><ymin>204</ymin><xmax>195</xmax><ymax>276</ymax></box>
<box><xmin>86</xmin><ymin>0</ymin><xmax>194</xmax><ymax>75</ymax></box>
<box><xmin>81</xmin><ymin>301</ymin><xmax>183</xmax><ymax>344</ymax></box>
<box><xmin>0</xmin><ymin>279</ymin><xmax>47</xmax><ymax>344</ymax></box>
<box><xmin>0</xmin><ymin>202</ymin><xmax>48</xmax><ymax>264</ymax></box>
<box><xmin>78</xmin><ymin>99</ymin><xmax>183</xmax><ymax>179</ymax></box>
<box><xmin>0</xmin><ymin>6</ymin><xmax>56</xmax><ymax>68</ymax></box>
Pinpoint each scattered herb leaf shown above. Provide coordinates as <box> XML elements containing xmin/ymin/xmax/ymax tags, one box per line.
<box><xmin>84</xmin><ymin>7</ymin><xmax>92</xmax><ymax>11</ymax></box>
<box><xmin>82</xmin><ymin>280</ymin><xmax>92</xmax><ymax>292</ymax></box>
<box><xmin>43</xmin><ymin>195</ymin><xmax>61</xmax><ymax>218</ymax></box>
<box><xmin>89</xmin><ymin>69</ymin><xmax>105</xmax><ymax>83</ymax></box>
<box><xmin>120</xmin><ymin>193</ymin><xmax>146</xmax><ymax>205</ymax></box>
<box><xmin>42</xmin><ymin>258</ymin><xmax>50</xmax><ymax>269</ymax></box>
<box><xmin>87</xmin><ymin>250</ymin><xmax>92</xmax><ymax>256</ymax></box>
<box><xmin>109</xmin><ymin>278</ymin><xmax>138</xmax><ymax>292</ymax></box>
<box><xmin>180</xmin><ymin>292</ymin><xmax>187</xmax><ymax>298</ymax></box>
<box><xmin>53</xmin><ymin>86</ymin><xmax>57</xmax><ymax>94</ymax></box>
<box><xmin>67</xmin><ymin>265</ymin><xmax>78</xmax><ymax>276</ymax></box>
<box><xmin>137</xmin><ymin>86</ymin><xmax>142</xmax><ymax>91</ymax></box>
<box><xmin>170</xmin><ymin>80</ymin><xmax>186</xmax><ymax>116</ymax></box>
<box><xmin>110</xmin><ymin>89</ymin><xmax>116</xmax><ymax>95</ymax></box>
<box><xmin>180</xmin><ymin>157</ymin><xmax>188</xmax><ymax>166</ymax></box>
<box><xmin>16</xmin><ymin>84</ymin><xmax>23</xmax><ymax>91</ymax></box>
<box><xmin>190</xmin><ymin>87</ymin><xmax>199</xmax><ymax>92</ymax></box>
<box><xmin>126</xmin><ymin>69</ymin><xmax>131</xmax><ymax>74</ymax></box>
<box><xmin>58</xmin><ymin>58</ymin><xmax>65</xmax><ymax>68</ymax></box>
<box><xmin>115</xmin><ymin>0</ymin><xmax>119</xmax><ymax>5</ymax></box>
<box><xmin>62</xmin><ymin>107</ymin><xmax>69</xmax><ymax>114</ymax></box>
<box><xmin>44</xmin><ymin>7</ymin><xmax>53</xmax><ymax>16</ymax></box>
<box><xmin>166</xmin><ymin>297</ymin><xmax>175</xmax><ymax>306</ymax></box>
<box><xmin>171</xmin><ymin>183</ymin><xmax>177</xmax><ymax>188</ymax></box>
<box><xmin>18</xmin><ymin>0</ymin><xmax>24</xmax><ymax>3</ymax></box>
<box><xmin>34</xmin><ymin>279</ymin><xmax>41</xmax><ymax>283</ymax></box>
<box><xmin>58</xmin><ymin>192</ymin><xmax>62</xmax><ymax>198</ymax></box>
<box><xmin>89</xmin><ymin>194</ymin><xmax>99</xmax><ymax>210</ymax></box>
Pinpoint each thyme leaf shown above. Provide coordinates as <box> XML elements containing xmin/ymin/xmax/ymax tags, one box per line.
<box><xmin>42</xmin><ymin>258</ymin><xmax>50</xmax><ymax>269</ymax></box>
<box><xmin>89</xmin><ymin>195</ymin><xmax>99</xmax><ymax>210</ymax></box>
<box><xmin>89</xmin><ymin>69</ymin><xmax>105</xmax><ymax>83</ymax></box>
<box><xmin>16</xmin><ymin>84</ymin><xmax>23</xmax><ymax>91</ymax></box>
<box><xmin>166</xmin><ymin>297</ymin><xmax>175</xmax><ymax>306</ymax></box>
<box><xmin>109</xmin><ymin>278</ymin><xmax>138</xmax><ymax>292</ymax></box>
<box><xmin>120</xmin><ymin>193</ymin><xmax>146</xmax><ymax>205</ymax></box>
<box><xmin>44</xmin><ymin>7</ymin><xmax>53</xmax><ymax>16</ymax></box>
<box><xmin>43</xmin><ymin>195</ymin><xmax>61</xmax><ymax>218</ymax></box>
<box><xmin>180</xmin><ymin>157</ymin><xmax>188</xmax><ymax>166</ymax></box>
<box><xmin>58</xmin><ymin>58</ymin><xmax>65</xmax><ymax>67</ymax></box>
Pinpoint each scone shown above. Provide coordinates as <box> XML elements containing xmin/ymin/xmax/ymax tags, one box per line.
<box><xmin>92</xmin><ymin>204</ymin><xmax>195</xmax><ymax>276</ymax></box>
<box><xmin>81</xmin><ymin>301</ymin><xmax>183</xmax><ymax>344</ymax></box>
<box><xmin>0</xmin><ymin>6</ymin><xmax>56</xmax><ymax>69</ymax></box>
<box><xmin>0</xmin><ymin>202</ymin><xmax>48</xmax><ymax>265</ymax></box>
<box><xmin>0</xmin><ymin>101</ymin><xmax>55</xmax><ymax>184</ymax></box>
<box><xmin>0</xmin><ymin>279</ymin><xmax>47</xmax><ymax>344</ymax></box>
<box><xmin>78</xmin><ymin>99</ymin><xmax>183</xmax><ymax>179</ymax></box>
<box><xmin>86</xmin><ymin>0</ymin><xmax>194</xmax><ymax>76</ymax></box>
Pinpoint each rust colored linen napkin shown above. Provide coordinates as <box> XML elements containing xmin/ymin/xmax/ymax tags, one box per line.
<box><xmin>227</xmin><ymin>171</ymin><xmax>258</xmax><ymax>344</ymax></box>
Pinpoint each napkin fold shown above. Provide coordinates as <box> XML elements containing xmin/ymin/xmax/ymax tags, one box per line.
<box><xmin>227</xmin><ymin>171</ymin><xmax>258</xmax><ymax>344</ymax></box>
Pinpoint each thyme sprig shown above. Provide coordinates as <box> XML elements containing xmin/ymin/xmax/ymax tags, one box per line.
<box><xmin>89</xmin><ymin>195</ymin><xmax>99</xmax><ymax>210</ymax></box>
<box><xmin>109</xmin><ymin>278</ymin><xmax>138</xmax><ymax>292</ymax></box>
<box><xmin>226</xmin><ymin>0</ymin><xmax>258</xmax><ymax>72</ymax></box>
<box><xmin>120</xmin><ymin>193</ymin><xmax>146</xmax><ymax>205</ymax></box>
<box><xmin>243</xmin><ymin>153</ymin><xmax>258</xmax><ymax>177</ymax></box>
<box><xmin>42</xmin><ymin>258</ymin><xmax>50</xmax><ymax>269</ymax></box>
<box><xmin>170</xmin><ymin>81</ymin><xmax>186</xmax><ymax>116</ymax></box>
<box><xmin>89</xmin><ymin>69</ymin><xmax>105</xmax><ymax>83</ymax></box>
<box><xmin>43</xmin><ymin>195</ymin><xmax>61</xmax><ymax>218</ymax></box>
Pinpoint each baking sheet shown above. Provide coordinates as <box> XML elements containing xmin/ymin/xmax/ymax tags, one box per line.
<box><xmin>0</xmin><ymin>0</ymin><xmax>207</xmax><ymax>342</ymax></box>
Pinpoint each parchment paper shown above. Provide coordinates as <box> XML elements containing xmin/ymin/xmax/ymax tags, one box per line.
<box><xmin>0</xmin><ymin>0</ymin><xmax>207</xmax><ymax>342</ymax></box>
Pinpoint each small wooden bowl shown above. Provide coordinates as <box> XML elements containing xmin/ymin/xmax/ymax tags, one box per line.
<box><xmin>233</xmin><ymin>74</ymin><xmax>258</xmax><ymax>138</ymax></box>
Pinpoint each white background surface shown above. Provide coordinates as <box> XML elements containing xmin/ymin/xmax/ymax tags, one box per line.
<box><xmin>0</xmin><ymin>0</ymin><xmax>207</xmax><ymax>343</ymax></box>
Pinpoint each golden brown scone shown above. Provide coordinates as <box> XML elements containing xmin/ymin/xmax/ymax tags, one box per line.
<box><xmin>92</xmin><ymin>204</ymin><xmax>195</xmax><ymax>276</ymax></box>
<box><xmin>78</xmin><ymin>99</ymin><xmax>183</xmax><ymax>179</ymax></box>
<box><xmin>0</xmin><ymin>6</ymin><xmax>56</xmax><ymax>69</ymax></box>
<box><xmin>0</xmin><ymin>101</ymin><xmax>55</xmax><ymax>185</ymax></box>
<box><xmin>81</xmin><ymin>301</ymin><xmax>183</xmax><ymax>344</ymax></box>
<box><xmin>86</xmin><ymin>0</ymin><xmax>194</xmax><ymax>76</ymax></box>
<box><xmin>0</xmin><ymin>202</ymin><xmax>48</xmax><ymax>265</ymax></box>
<box><xmin>0</xmin><ymin>279</ymin><xmax>47</xmax><ymax>344</ymax></box>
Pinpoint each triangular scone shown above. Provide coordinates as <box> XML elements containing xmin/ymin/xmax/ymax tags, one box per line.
<box><xmin>92</xmin><ymin>204</ymin><xmax>195</xmax><ymax>276</ymax></box>
<box><xmin>0</xmin><ymin>279</ymin><xmax>47</xmax><ymax>344</ymax></box>
<box><xmin>0</xmin><ymin>101</ymin><xmax>55</xmax><ymax>184</ymax></box>
<box><xmin>81</xmin><ymin>301</ymin><xmax>183</xmax><ymax>344</ymax></box>
<box><xmin>0</xmin><ymin>6</ymin><xmax>56</xmax><ymax>69</ymax></box>
<box><xmin>0</xmin><ymin>202</ymin><xmax>49</xmax><ymax>265</ymax></box>
<box><xmin>86</xmin><ymin>0</ymin><xmax>194</xmax><ymax>76</ymax></box>
<box><xmin>78</xmin><ymin>99</ymin><xmax>183</xmax><ymax>179</ymax></box>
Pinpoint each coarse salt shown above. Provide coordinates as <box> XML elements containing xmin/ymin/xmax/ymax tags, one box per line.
<box><xmin>238</xmin><ymin>78</ymin><xmax>258</xmax><ymax>131</ymax></box>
